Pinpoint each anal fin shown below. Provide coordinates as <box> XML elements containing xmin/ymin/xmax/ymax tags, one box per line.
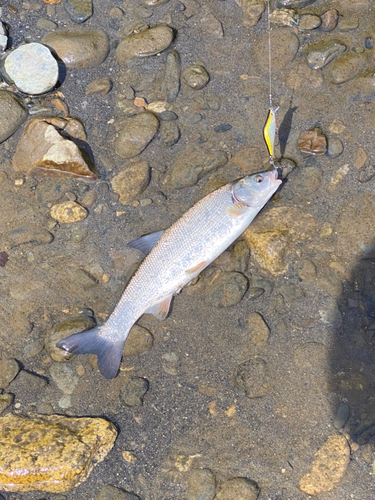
<box><xmin>145</xmin><ymin>295</ymin><xmax>173</xmax><ymax>320</ymax></box>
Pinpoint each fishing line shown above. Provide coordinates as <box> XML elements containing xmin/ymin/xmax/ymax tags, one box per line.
<box><xmin>267</xmin><ymin>0</ymin><xmax>273</xmax><ymax>110</ymax></box>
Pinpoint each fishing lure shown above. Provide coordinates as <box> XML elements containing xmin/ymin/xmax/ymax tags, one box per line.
<box><xmin>263</xmin><ymin>105</ymin><xmax>279</xmax><ymax>163</ymax></box>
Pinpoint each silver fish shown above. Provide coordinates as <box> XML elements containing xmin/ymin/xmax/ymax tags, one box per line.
<box><xmin>56</xmin><ymin>169</ymin><xmax>281</xmax><ymax>378</ymax></box>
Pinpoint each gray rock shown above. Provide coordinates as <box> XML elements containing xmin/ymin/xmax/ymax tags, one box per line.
<box><xmin>276</xmin><ymin>0</ymin><xmax>317</xmax><ymax>7</ymax></box>
<box><xmin>111</xmin><ymin>161</ymin><xmax>150</xmax><ymax>205</ymax></box>
<box><xmin>115</xmin><ymin>112</ymin><xmax>159</xmax><ymax>159</ymax></box>
<box><xmin>279</xmin><ymin>283</ymin><xmax>305</xmax><ymax>303</ymax></box>
<box><xmin>329</xmin><ymin>52</ymin><xmax>369</xmax><ymax>84</ymax></box>
<box><xmin>4</xmin><ymin>42</ymin><xmax>58</xmax><ymax>95</ymax></box>
<box><xmin>120</xmin><ymin>377</ymin><xmax>149</xmax><ymax>407</ymax></box>
<box><xmin>142</xmin><ymin>0</ymin><xmax>169</xmax><ymax>5</ymax></box>
<box><xmin>4</xmin><ymin>225</ymin><xmax>54</xmax><ymax>248</ymax></box>
<box><xmin>187</xmin><ymin>468</ymin><xmax>215</xmax><ymax>500</ymax></box>
<box><xmin>0</xmin><ymin>21</ymin><xmax>7</xmax><ymax>51</ymax></box>
<box><xmin>248</xmin><ymin>312</ymin><xmax>270</xmax><ymax>346</ymax></box>
<box><xmin>327</xmin><ymin>136</ymin><xmax>344</xmax><ymax>158</ymax></box>
<box><xmin>306</xmin><ymin>40</ymin><xmax>346</xmax><ymax>70</ymax></box>
<box><xmin>42</xmin><ymin>29</ymin><xmax>109</xmax><ymax>68</ymax></box>
<box><xmin>162</xmin><ymin>352</ymin><xmax>179</xmax><ymax>375</ymax></box>
<box><xmin>0</xmin><ymin>90</ymin><xmax>28</xmax><ymax>144</ymax></box>
<box><xmin>64</xmin><ymin>0</ymin><xmax>93</xmax><ymax>23</ymax></box>
<box><xmin>0</xmin><ymin>358</ymin><xmax>20</xmax><ymax>389</ymax></box>
<box><xmin>159</xmin><ymin>110</ymin><xmax>178</xmax><ymax>121</ymax></box>
<box><xmin>85</xmin><ymin>77</ymin><xmax>112</xmax><ymax>95</ymax></box>
<box><xmin>297</xmin><ymin>259</ymin><xmax>317</xmax><ymax>281</ymax></box>
<box><xmin>358</xmin><ymin>164</ymin><xmax>375</xmax><ymax>183</ymax></box>
<box><xmin>116</xmin><ymin>25</ymin><xmax>174</xmax><ymax>65</ymax></box>
<box><xmin>333</xmin><ymin>402</ymin><xmax>350</xmax><ymax>430</ymax></box>
<box><xmin>122</xmin><ymin>325</ymin><xmax>154</xmax><ymax>357</ymax></box>
<box><xmin>215</xmin><ymin>477</ymin><xmax>259</xmax><ymax>500</ymax></box>
<box><xmin>165</xmin><ymin>146</ymin><xmax>227</xmax><ymax>189</ymax></box>
<box><xmin>49</xmin><ymin>362</ymin><xmax>79</xmax><ymax>395</ymax></box>
<box><xmin>97</xmin><ymin>485</ymin><xmax>141</xmax><ymax>500</ymax></box>
<box><xmin>0</xmin><ymin>393</ymin><xmax>14</xmax><ymax>414</ymax></box>
<box><xmin>162</xmin><ymin>50</ymin><xmax>181</xmax><ymax>102</ymax></box>
<box><xmin>206</xmin><ymin>272</ymin><xmax>248</xmax><ymax>308</ymax></box>
<box><xmin>9</xmin><ymin>370</ymin><xmax>48</xmax><ymax>392</ymax></box>
<box><xmin>298</xmin><ymin>14</ymin><xmax>321</xmax><ymax>30</ymax></box>
<box><xmin>159</xmin><ymin>121</ymin><xmax>180</xmax><ymax>148</ymax></box>
<box><xmin>182</xmin><ymin>65</ymin><xmax>210</xmax><ymax>90</ymax></box>
<box><xmin>36</xmin><ymin>18</ymin><xmax>57</xmax><ymax>30</ymax></box>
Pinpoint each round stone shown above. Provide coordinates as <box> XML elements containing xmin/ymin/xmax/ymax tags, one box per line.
<box><xmin>50</xmin><ymin>201</ymin><xmax>88</xmax><ymax>223</ymax></box>
<box><xmin>182</xmin><ymin>65</ymin><xmax>210</xmax><ymax>90</ymax></box>
<box><xmin>0</xmin><ymin>90</ymin><xmax>28</xmax><ymax>144</ymax></box>
<box><xmin>4</xmin><ymin>43</ymin><xmax>58</xmax><ymax>95</ymax></box>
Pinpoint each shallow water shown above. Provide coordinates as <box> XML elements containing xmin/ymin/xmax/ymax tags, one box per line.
<box><xmin>1</xmin><ymin>0</ymin><xmax>375</xmax><ymax>498</ymax></box>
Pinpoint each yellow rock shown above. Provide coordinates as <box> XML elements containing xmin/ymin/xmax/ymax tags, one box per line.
<box><xmin>299</xmin><ymin>434</ymin><xmax>350</xmax><ymax>495</ymax></box>
<box><xmin>243</xmin><ymin>207</ymin><xmax>317</xmax><ymax>275</ymax></box>
<box><xmin>0</xmin><ymin>413</ymin><xmax>117</xmax><ymax>492</ymax></box>
<box><xmin>50</xmin><ymin>201</ymin><xmax>87</xmax><ymax>223</ymax></box>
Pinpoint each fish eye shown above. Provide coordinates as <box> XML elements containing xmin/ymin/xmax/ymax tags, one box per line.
<box><xmin>254</xmin><ymin>175</ymin><xmax>263</xmax><ymax>183</ymax></box>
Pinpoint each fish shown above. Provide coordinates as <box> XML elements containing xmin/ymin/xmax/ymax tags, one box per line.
<box><xmin>56</xmin><ymin>169</ymin><xmax>282</xmax><ymax>379</ymax></box>
<box><xmin>263</xmin><ymin>106</ymin><xmax>279</xmax><ymax>161</ymax></box>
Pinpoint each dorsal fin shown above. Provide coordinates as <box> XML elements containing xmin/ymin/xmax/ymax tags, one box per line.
<box><xmin>127</xmin><ymin>230</ymin><xmax>164</xmax><ymax>255</ymax></box>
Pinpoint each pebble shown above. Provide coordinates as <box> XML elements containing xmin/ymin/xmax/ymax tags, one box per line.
<box><xmin>365</xmin><ymin>37</ymin><xmax>373</xmax><ymax>49</ymax></box>
<box><xmin>85</xmin><ymin>77</ymin><xmax>112</xmax><ymax>95</ymax></box>
<box><xmin>298</xmin><ymin>128</ymin><xmax>327</xmax><ymax>155</ymax></box>
<box><xmin>42</xmin><ymin>30</ymin><xmax>110</xmax><ymax>68</ymax></box>
<box><xmin>215</xmin><ymin>477</ymin><xmax>259</xmax><ymax>500</ymax></box>
<box><xmin>165</xmin><ymin>146</ymin><xmax>227</xmax><ymax>189</ymax></box>
<box><xmin>182</xmin><ymin>64</ymin><xmax>210</xmax><ymax>90</ymax></box>
<box><xmin>305</xmin><ymin>40</ymin><xmax>346</xmax><ymax>69</ymax></box>
<box><xmin>122</xmin><ymin>451</ymin><xmax>137</xmax><ymax>463</ymax></box>
<box><xmin>162</xmin><ymin>50</ymin><xmax>181</xmax><ymax>102</ymax></box>
<box><xmin>329</xmin><ymin>52</ymin><xmax>369</xmax><ymax>84</ymax></box>
<box><xmin>0</xmin><ymin>252</ymin><xmax>8</xmax><ymax>267</ymax></box>
<box><xmin>0</xmin><ymin>413</ymin><xmax>117</xmax><ymax>492</ymax></box>
<box><xmin>297</xmin><ymin>14</ymin><xmax>321</xmax><ymax>30</ymax></box>
<box><xmin>13</xmin><ymin>118</ymin><xmax>96</xmax><ymax>179</ymax></box>
<box><xmin>45</xmin><ymin>316</ymin><xmax>96</xmax><ymax>362</ymax></box>
<box><xmin>116</xmin><ymin>25</ymin><xmax>174</xmax><ymax>65</ymax></box>
<box><xmin>120</xmin><ymin>376</ymin><xmax>149</xmax><ymax>407</ymax></box>
<box><xmin>0</xmin><ymin>358</ymin><xmax>19</xmax><ymax>389</ymax></box>
<box><xmin>327</xmin><ymin>136</ymin><xmax>343</xmax><ymax>158</ymax></box>
<box><xmin>158</xmin><ymin>121</ymin><xmax>180</xmax><ymax>148</ymax></box>
<box><xmin>338</xmin><ymin>16</ymin><xmax>359</xmax><ymax>31</ymax></box>
<box><xmin>294</xmin><ymin>167</ymin><xmax>322</xmax><ymax>197</ymax></box>
<box><xmin>358</xmin><ymin>164</ymin><xmax>375</xmax><ymax>183</ymax></box>
<box><xmin>279</xmin><ymin>283</ymin><xmax>305</xmax><ymax>304</ymax></box>
<box><xmin>4</xmin><ymin>42</ymin><xmax>58</xmax><ymax>95</ymax></box>
<box><xmin>97</xmin><ymin>485</ymin><xmax>141</xmax><ymax>500</ymax></box>
<box><xmin>0</xmin><ymin>393</ymin><xmax>13</xmax><ymax>414</ymax></box>
<box><xmin>115</xmin><ymin>112</ymin><xmax>159</xmax><ymax>158</ymax></box>
<box><xmin>206</xmin><ymin>271</ymin><xmax>248</xmax><ymax>308</ymax></box>
<box><xmin>276</xmin><ymin>0</ymin><xmax>316</xmax><ymax>6</ymax></box>
<box><xmin>297</xmin><ymin>259</ymin><xmax>317</xmax><ymax>281</ymax></box>
<box><xmin>231</xmin><ymin>240</ymin><xmax>249</xmax><ymax>272</ymax></box>
<box><xmin>299</xmin><ymin>435</ymin><xmax>350</xmax><ymax>495</ymax></box>
<box><xmin>50</xmin><ymin>201</ymin><xmax>88</xmax><ymax>223</ymax></box>
<box><xmin>187</xmin><ymin>468</ymin><xmax>215</xmax><ymax>500</ymax></box>
<box><xmin>0</xmin><ymin>21</ymin><xmax>7</xmax><ymax>51</ymax></box>
<box><xmin>214</xmin><ymin>124</ymin><xmax>232</xmax><ymax>133</ymax></box>
<box><xmin>50</xmin><ymin>362</ymin><xmax>79</xmax><ymax>395</ymax></box>
<box><xmin>0</xmin><ymin>90</ymin><xmax>28</xmax><ymax>144</ymax></box>
<box><xmin>320</xmin><ymin>9</ymin><xmax>338</xmax><ymax>32</ymax></box>
<box><xmin>162</xmin><ymin>352</ymin><xmax>179</xmax><ymax>375</ymax></box>
<box><xmin>244</xmin><ymin>207</ymin><xmax>317</xmax><ymax>275</ymax></box>
<box><xmin>142</xmin><ymin>0</ymin><xmax>170</xmax><ymax>5</ymax></box>
<box><xmin>111</xmin><ymin>161</ymin><xmax>150</xmax><ymax>205</ymax></box>
<box><xmin>241</xmin><ymin>0</ymin><xmax>265</xmax><ymax>28</ymax></box>
<box><xmin>4</xmin><ymin>225</ymin><xmax>53</xmax><ymax>248</ymax></box>
<box><xmin>248</xmin><ymin>312</ymin><xmax>270</xmax><ymax>346</ymax></box>
<box><xmin>122</xmin><ymin>325</ymin><xmax>154</xmax><ymax>357</ymax></box>
<box><xmin>159</xmin><ymin>110</ymin><xmax>178</xmax><ymax>121</ymax></box>
<box><xmin>36</xmin><ymin>18</ymin><xmax>57</xmax><ymax>30</ymax></box>
<box><xmin>81</xmin><ymin>189</ymin><xmax>98</xmax><ymax>207</ymax></box>
<box><xmin>270</xmin><ymin>8</ymin><xmax>296</xmax><ymax>27</ymax></box>
<box><xmin>333</xmin><ymin>402</ymin><xmax>350</xmax><ymax>429</ymax></box>
<box><xmin>64</xmin><ymin>0</ymin><xmax>93</xmax><ymax>23</ymax></box>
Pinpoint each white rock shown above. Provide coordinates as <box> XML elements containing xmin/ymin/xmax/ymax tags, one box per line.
<box><xmin>0</xmin><ymin>22</ymin><xmax>7</xmax><ymax>52</ymax></box>
<box><xmin>4</xmin><ymin>42</ymin><xmax>59</xmax><ymax>95</ymax></box>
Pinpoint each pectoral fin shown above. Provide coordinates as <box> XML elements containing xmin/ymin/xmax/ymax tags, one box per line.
<box><xmin>145</xmin><ymin>295</ymin><xmax>173</xmax><ymax>320</ymax></box>
<box><xmin>127</xmin><ymin>230</ymin><xmax>164</xmax><ymax>255</ymax></box>
<box><xmin>227</xmin><ymin>202</ymin><xmax>248</xmax><ymax>217</ymax></box>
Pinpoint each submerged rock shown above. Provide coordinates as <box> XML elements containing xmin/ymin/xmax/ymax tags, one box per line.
<box><xmin>305</xmin><ymin>40</ymin><xmax>346</xmax><ymax>69</ymax></box>
<box><xmin>182</xmin><ymin>64</ymin><xmax>210</xmax><ymax>90</ymax></box>
<box><xmin>85</xmin><ymin>77</ymin><xmax>112</xmax><ymax>95</ymax></box>
<box><xmin>0</xmin><ymin>90</ymin><xmax>28</xmax><ymax>144</ymax></box>
<box><xmin>111</xmin><ymin>161</ymin><xmax>150</xmax><ymax>205</ymax></box>
<box><xmin>298</xmin><ymin>128</ymin><xmax>327</xmax><ymax>155</ymax></box>
<box><xmin>120</xmin><ymin>377</ymin><xmax>149</xmax><ymax>407</ymax></box>
<box><xmin>162</xmin><ymin>50</ymin><xmax>181</xmax><ymax>102</ymax></box>
<box><xmin>235</xmin><ymin>357</ymin><xmax>273</xmax><ymax>398</ymax></box>
<box><xmin>0</xmin><ymin>413</ymin><xmax>117</xmax><ymax>492</ymax></box>
<box><xmin>215</xmin><ymin>477</ymin><xmax>259</xmax><ymax>500</ymax></box>
<box><xmin>116</xmin><ymin>25</ymin><xmax>174</xmax><ymax>65</ymax></box>
<box><xmin>4</xmin><ymin>225</ymin><xmax>54</xmax><ymax>248</ymax></box>
<box><xmin>115</xmin><ymin>112</ymin><xmax>159</xmax><ymax>159</ymax></box>
<box><xmin>187</xmin><ymin>468</ymin><xmax>216</xmax><ymax>500</ymax></box>
<box><xmin>42</xmin><ymin>29</ymin><xmax>109</xmax><ymax>68</ymax></box>
<box><xmin>50</xmin><ymin>201</ymin><xmax>88</xmax><ymax>223</ymax></box>
<box><xmin>4</xmin><ymin>42</ymin><xmax>58</xmax><ymax>95</ymax></box>
<box><xmin>64</xmin><ymin>0</ymin><xmax>93</xmax><ymax>23</ymax></box>
<box><xmin>97</xmin><ymin>485</ymin><xmax>141</xmax><ymax>500</ymax></box>
<box><xmin>0</xmin><ymin>358</ymin><xmax>20</xmax><ymax>389</ymax></box>
<box><xmin>206</xmin><ymin>271</ymin><xmax>248</xmax><ymax>308</ymax></box>
<box><xmin>320</xmin><ymin>9</ymin><xmax>338</xmax><ymax>32</ymax></box>
<box><xmin>12</xmin><ymin>118</ymin><xmax>96</xmax><ymax>179</ymax></box>
<box><xmin>0</xmin><ymin>21</ymin><xmax>7</xmax><ymax>52</ymax></box>
<box><xmin>240</xmin><ymin>0</ymin><xmax>266</xmax><ymax>28</ymax></box>
<box><xmin>299</xmin><ymin>435</ymin><xmax>350</xmax><ymax>495</ymax></box>
<box><xmin>329</xmin><ymin>52</ymin><xmax>370</xmax><ymax>84</ymax></box>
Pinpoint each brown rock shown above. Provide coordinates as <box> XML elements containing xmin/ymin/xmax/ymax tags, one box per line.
<box><xmin>0</xmin><ymin>90</ymin><xmax>28</xmax><ymax>144</ymax></box>
<box><xmin>298</xmin><ymin>128</ymin><xmax>327</xmax><ymax>155</ymax></box>
<box><xmin>320</xmin><ymin>9</ymin><xmax>339</xmax><ymax>32</ymax></box>
<box><xmin>355</xmin><ymin>146</ymin><xmax>368</xmax><ymax>169</ymax></box>
<box><xmin>50</xmin><ymin>201</ymin><xmax>88</xmax><ymax>223</ymax></box>
<box><xmin>12</xmin><ymin>118</ymin><xmax>96</xmax><ymax>179</ymax></box>
<box><xmin>243</xmin><ymin>207</ymin><xmax>317</xmax><ymax>275</ymax></box>
<box><xmin>0</xmin><ymin>413</ymin><xmax>117</xmax><ymax>492</ymax></box>
<box><xmin>85</xmin><ymin>77</ymin><xmax>112</xmax><ymax>95</ymax></box>
<box><xmin>248</xmin><ymin>312</ymin><xmax>270</xmax><ymax>346</ymax></box>
<box><xmin>111</xmin><ymin>161</ymin><xmax>150</xmax><ymax>205</ymax></box>
<box><xmin>299</xmin><ymin>435</ymin><xmax>350</xmax><ymax>495</ymax></box>
<box><xmin>115</xmin><ymin>112</ymin><xmax>159</xmax><ymax>159</ymax></box>
<box><xmin>42</xmin><ymin>29</ymin><xmax>109</xmax><ymax>68</ymax></box>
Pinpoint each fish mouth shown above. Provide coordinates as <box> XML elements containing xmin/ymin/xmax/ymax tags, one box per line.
<box><xmin>269</xmin><ymin>168</ymin><xmax>282</xmax><ymax>186</ymax></box>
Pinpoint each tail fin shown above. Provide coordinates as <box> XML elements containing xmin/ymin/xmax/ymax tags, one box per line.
<box><xmin>55</xmin><ymin>326</ymin><xmax>124</xmax><ymax>379</ymax></box>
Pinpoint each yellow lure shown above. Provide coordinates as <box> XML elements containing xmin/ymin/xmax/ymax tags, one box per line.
<box><xmin>263</xmin><ymin>106</ymin><xmax>279</xmax><ymax>161</ymax></box>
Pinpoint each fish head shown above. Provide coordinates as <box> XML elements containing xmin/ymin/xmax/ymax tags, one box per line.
<box><xmin>232</xmin><ymin>169</ymin><xmax>282</xmax><ymax>208</ymax></box>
